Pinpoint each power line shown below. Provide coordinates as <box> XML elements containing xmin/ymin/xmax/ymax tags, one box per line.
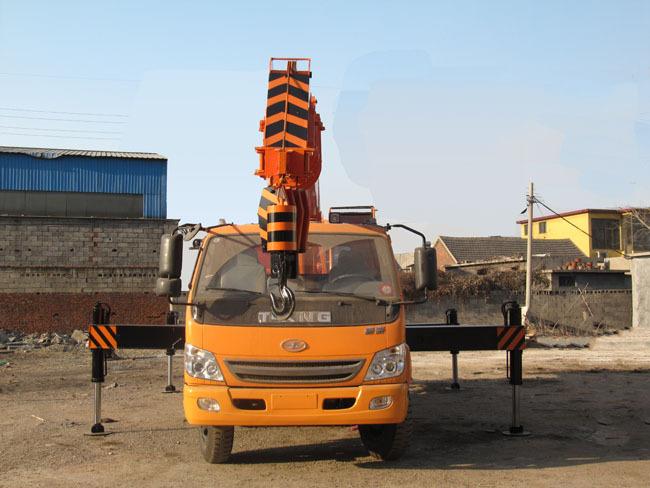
<box><xmin>0</xmin><ymin>125</ymin><xmax>121</xmax><ymax>134</ymax></box>
<box><xmin>0</xmin><ymin>132</ymin><xmax>120</xmax><ymax>141</ymax></box>
<box><xmin>534</xmin><ymin>201</ymin><xmax>545</xmax><ymax>221</ymax></box>
<box><xmin>0</xmin><ymin>71</ymin><xmax>138</xmax><ymax>83</ymax></box>
<box><xmin>0</xmin><ymin>107</ymin><xmax>128</xmax><ymax>118</ymax></box>
<box><xmin>534</xmin><ymin>199</ymin><xmax>592</xmax><ymax>239</ymax></box>
<box><xmin>0</xmin><ymin>114</ymin><xmax>126</xmax><ymax>124</ymax></box>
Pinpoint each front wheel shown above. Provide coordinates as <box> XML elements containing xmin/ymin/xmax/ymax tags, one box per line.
<box><xmin>198</xmin><ymin>425</ymin><xmax>234</xmax><ymax>463</ymax></box>
<box><xmin>359</xmin><ymin>397</ymin><xmax>412</xmax><ymax>461</ymax></box>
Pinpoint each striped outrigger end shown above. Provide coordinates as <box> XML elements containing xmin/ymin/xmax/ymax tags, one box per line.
<box><xmin>263</xmin><ymin>70</ymin><xmax>310</xmax><ymax>148</ymax></box>
<box><xmin>497</xmin><ymin>326</ymin><xmax>526</xmax><ymax>350</ymax></box>
<box><xmin>258</xmin><ymin>186</ymin><xmax>280</xmax><ymax>250</ymax></box>
<box><xmin>89</xmin><ymin>325</ymin><xmax>117</xmax><ymax>349</ymax></box>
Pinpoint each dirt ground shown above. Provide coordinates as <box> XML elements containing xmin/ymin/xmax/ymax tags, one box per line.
<box><xmin>1</xmin><ymin>332</ymin><xmax>649</xmax><ymax>488</ymax></box>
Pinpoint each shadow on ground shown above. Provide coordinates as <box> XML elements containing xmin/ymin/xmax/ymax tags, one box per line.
<box><xmin>228</xmin><ymin>370</ymin><xmax>650</xmax><ymax>470</ymax></box>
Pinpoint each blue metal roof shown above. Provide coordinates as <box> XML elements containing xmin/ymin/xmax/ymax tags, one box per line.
<box><xmin>0</xmin><ymin>146</ymin><xmax>165</xmax><ymax>160</ymax></box>
<box><xmin>0</xmin><ymin>147</ymin><xmax>167</xmax><ymax>218</ymax></box>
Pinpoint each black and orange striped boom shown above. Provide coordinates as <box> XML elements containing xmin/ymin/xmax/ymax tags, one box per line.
<box><xmin>255</xmin><ymin>58</ymin><xmax>324</xmax><ymax>198</ymax></box>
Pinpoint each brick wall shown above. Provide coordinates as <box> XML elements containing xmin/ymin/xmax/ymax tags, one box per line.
<box><xmin>0</xmin><ymin>216</ymin><xmax>179</xmax><ymax>334</ymax></box>
<box><xmin>0</xmin><ymin>292</ymin><xmax>171</xmax><ymax>334</ymax></box>
<box><xmin>434</xmin><ymin>242</ymin><xmax>456</xmax><ymax>270</ymax></box>
<box><xmin>528</xmin><ymin>290</ymin><xmax>632</xmax><ymax>331</ymax></box>
<box><xmin>6</xmin><ymin>289</ymin><xmax>630</xmax><ymax>335</ymax></box>
<box><xmin>407</xmin><ymin>290</ymin><xmax>632</xmax><ymax>331</ymax></box>
<box><xmin>0</xmin><ymin>216</ymin><xmax>178</xmax><ymax>293</ymax></box>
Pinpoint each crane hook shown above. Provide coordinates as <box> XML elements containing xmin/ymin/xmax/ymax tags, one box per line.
<box><xmin>269</xmin><ymin>254</ymin><xmax>296</xmax><ymax>320</ymax></box>
<box><xmin>269</xmin><ymin>284</ymin><xmax>296</xmax><ymax>321</ymax></box>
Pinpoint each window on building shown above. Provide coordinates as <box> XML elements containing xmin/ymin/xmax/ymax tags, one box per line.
<box><xmin>539</xmin><ymin>222</ymin><xmax>546</xmax><ymax>234</ymax></box>
<box><xmin>622</xmin><ymin>213</ymin><xmax>650</xmax><ymax>253</ymax></box>
<box><xmin>559</xmin><ymin>275</ymin><xmax>575</xmax><ymax>287</ymax></box>
<box><xmin>591</xmin><ymin>219</ymin><xmax>620</xmax><ymax>250</ymax></box>
<box><xmin>523</xmin><ymin>224</ymin><xmax>528</xmax><ymax>236</ymax></box>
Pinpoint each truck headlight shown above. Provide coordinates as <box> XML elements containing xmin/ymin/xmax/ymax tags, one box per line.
<box><xmin>185</xmin><ymin>343</ymin><xmax>224</xmax><ymax>381</ymax></box>
<box><xmin>364</xmin><ymin>343</ymin><xmax>406</xmax><ymax>381</ymax></box>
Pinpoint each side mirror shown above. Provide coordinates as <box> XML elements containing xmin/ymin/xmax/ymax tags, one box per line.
<box><xmin>414</xmin><ymin>247</ymin><xmax>437</xmax><ymax>291</ymax></box>
<box><xmin>155</xmin><ymin>233</ymin><xmax>183</xmax><ymax>297</ymax></box>
<box><xmin>155</xmin><ymin>277</ymin><xmax>182</xmax><ymax>297</ymax></box>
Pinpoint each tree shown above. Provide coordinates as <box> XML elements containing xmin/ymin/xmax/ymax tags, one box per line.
<box><xmin>621</xmin><ymin>208</ymin><xmax>650</xmax><ymax>254</ymax></box>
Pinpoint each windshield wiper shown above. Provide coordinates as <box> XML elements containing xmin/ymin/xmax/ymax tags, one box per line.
<box><xmin>295</xmin><ymin>289</ymin><xmax>389</xmax><ymax>305</ymax></box>
<box><xmin>204</xmin><ymin>286</ymin><xmax>264</xmax><ymax>295</ymax></box>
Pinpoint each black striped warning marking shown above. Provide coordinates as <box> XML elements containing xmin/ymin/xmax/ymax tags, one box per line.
<box><xmin>89</xmin><ymin>325</ymin><xmax>117</xmax><ymax>349</ymax></box>
<box><xmin>268</xmin><ymin>83</ymin><xmax>309</xmax><ymax>102</ymax></box>
<box><xmin>258</xmin><ymin>187</ymin><xmax>280</xmax><ymax>250</ymax></box>
<box><xmin>263</xmin><ymin>70</ymin><xmax>310</xmax><ymax>148</ymax></box>
<box><xmin>269</xmin><ymin>71</ymin><xmax>309</xmax><ymax>84</ymax></box>
<box><xmin>497</xmin><ymin>326</ymin><xmax>526</xmax><ymax>350</ymax></box>
<box><xmin>266</xmin><ymin>204</ymin><xmax>297</xmax><ymax>252</ymax></box>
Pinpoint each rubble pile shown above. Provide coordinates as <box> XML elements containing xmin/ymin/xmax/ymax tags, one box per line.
<box><xmin>0</xmin><ymin>329</ymin><xmax>88</xmax><ymax>351</ymax></box>
<box><xmin>399</xmin><ymin>269</ymin><xmax>549</xmax><ymax>300</ymax></box>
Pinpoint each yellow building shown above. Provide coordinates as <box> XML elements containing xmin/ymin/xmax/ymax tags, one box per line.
<box><xmin>517</xmin><ymin>208</ymin><xmax>628</xmax><ymax>259</ymax></box>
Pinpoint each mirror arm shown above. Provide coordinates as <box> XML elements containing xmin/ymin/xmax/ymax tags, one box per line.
<box><xmin>175</xmin><ymin>223</ymin><xmax>204</xmax><ymax>242</ymax></box>
<box><xmin>385</xmin><ymin>223</ymin><xmax>427</xmax><ymax>248</ymax></box>
<box><xmin>168</xmin><ymin>297</ymin><xmax>198</xmax><ymax>307</ymax></box>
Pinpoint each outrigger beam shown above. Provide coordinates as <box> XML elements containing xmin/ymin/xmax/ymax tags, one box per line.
<box><xmin>405</xmin><ymin>302</ymin><xmax>529</xmax><ymax>436</ymax></box>
<box><xmin>87</xmin><ymin>303</ymin><xmax>185</xmax><ymax>434</ymax></box>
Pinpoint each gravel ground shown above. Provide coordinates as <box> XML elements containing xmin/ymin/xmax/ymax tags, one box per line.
<box><xmin>1</xmin><ymin>328</ymin><xmax>649</xmax><ymax>488</ymax></box>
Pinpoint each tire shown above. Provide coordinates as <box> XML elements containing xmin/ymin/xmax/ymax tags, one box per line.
<box><xmin>359</xmin><ymin>397</ymin><xmax>412</xmax><ymax>461</ymax></box>
<box><xmin>198</xmin><ymin>425</ymin><xmax>234</xmax><ymax>464</ymax></box>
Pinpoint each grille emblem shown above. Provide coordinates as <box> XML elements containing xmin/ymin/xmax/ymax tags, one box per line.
<box><xmin>281</xmin><ymin>339</ymin><xmax>307</xmax><ymax>352</ymax></box>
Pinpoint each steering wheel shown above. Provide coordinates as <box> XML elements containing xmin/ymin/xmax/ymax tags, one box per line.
<box><xmin>329</xmin><ymin>273</ymin><xmax>369</xmax><ymax>284</ymax></box>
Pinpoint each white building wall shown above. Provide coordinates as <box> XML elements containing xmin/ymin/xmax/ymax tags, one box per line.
<box><xmin>631</xmin><ymin>253</ymin><xmax>650</xmax><ymax>329</ymax></box>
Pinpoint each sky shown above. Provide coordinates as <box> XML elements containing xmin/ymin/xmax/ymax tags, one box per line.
<box><xmin>1</xmin><ymin>0</ymin><xmax>649</xmax><ymax>259</ymax></box>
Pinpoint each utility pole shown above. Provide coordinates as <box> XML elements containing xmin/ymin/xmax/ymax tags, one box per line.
<box><xmin>524</xmin><ymin>182</ymin><xmax>534</xmax><ymax>321</ymax></box>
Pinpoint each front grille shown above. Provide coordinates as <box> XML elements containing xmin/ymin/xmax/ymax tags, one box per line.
<box><xmin>224</xmin><ymin>358</ymin><xmax>365</xmax><ymax>384</ymax></box>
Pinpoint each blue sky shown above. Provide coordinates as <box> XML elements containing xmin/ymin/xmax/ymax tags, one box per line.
<box><xmin>1</xmin><ymin>0</ymin><xmax>649</xmax><ymax>255</ymax></box>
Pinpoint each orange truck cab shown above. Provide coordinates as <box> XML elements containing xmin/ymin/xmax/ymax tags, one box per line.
<box><xmin>184</xmin><ymin>221</ymin><xmax>415</xmax><ymax>462</ymax></box>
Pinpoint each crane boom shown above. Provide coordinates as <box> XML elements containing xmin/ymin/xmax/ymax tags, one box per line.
<box><xmin>255</xmin><ymin>58</ymin><xmax>325</xmax><ymax>319</ymax></box>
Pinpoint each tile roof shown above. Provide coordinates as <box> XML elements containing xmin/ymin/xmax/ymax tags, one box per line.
<box><xmin>0</xmin><ymin>146</ymin><xmax>165</xmax><ymax>160</ymax></box>
<box><xmin>438</xmin><ymin>236</ymin><xmax>585</xmax><ymax>264</ymax></box>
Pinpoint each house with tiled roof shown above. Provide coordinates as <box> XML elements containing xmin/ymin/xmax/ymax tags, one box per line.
<box><xmin>434</xmin><ymin>236</ymin><xmax>585</xmax><ymax>273</ymax></box>
<box><xmin>427</xmin><ymin>235</ymin><xmax>630</xmax><ymax>291</ymax></box>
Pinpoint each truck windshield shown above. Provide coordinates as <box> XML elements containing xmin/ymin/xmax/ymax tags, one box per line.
<box><xmin>194</xmin><ymin>232</ymin><xmax>398</xmax><ymax>301</ymax></box>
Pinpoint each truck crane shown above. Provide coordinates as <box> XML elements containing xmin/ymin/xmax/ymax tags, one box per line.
<box><xmin>88</xmin><ymin>58</ymin><xmax>528</xmax><ymax>464</ymax></box>
<box><xmin>154</xmin><ymin>58</ymin><xmax>437</xmax><ymax>463</ymax></box>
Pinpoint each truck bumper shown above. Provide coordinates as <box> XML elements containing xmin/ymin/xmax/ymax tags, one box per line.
<box><xmin>184</xmin><ymin>383</ymin><xmax>409</xmax><ymax>426</ymax></box>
